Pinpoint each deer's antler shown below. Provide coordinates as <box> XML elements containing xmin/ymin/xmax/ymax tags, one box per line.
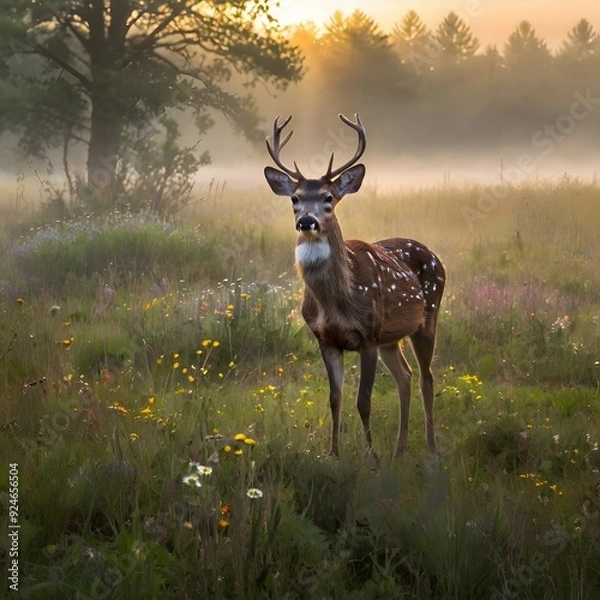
<box><xmin>265</xmin><ymin>115</ymin><xmax>304</xmax><ymax>180</ymax></box>
<box><xmin>325</xmin><ymin>113</ymin><xmax>366</xmax><ymax>180</ymax></box>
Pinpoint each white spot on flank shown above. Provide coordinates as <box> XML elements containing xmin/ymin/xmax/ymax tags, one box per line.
<box><xmin>295</xmin><ymin>240</ymin><xmax>331</xmax><ymax>266</ymax></box>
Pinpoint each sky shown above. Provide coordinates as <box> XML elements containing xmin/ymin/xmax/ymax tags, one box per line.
<box><xmin>272</xmin><ymin>0</ymin><xmax>600</xmax><ymax>48</ymax></box>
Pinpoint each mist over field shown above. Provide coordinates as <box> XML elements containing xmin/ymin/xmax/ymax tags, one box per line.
<box><xmin>2</xmin><ymin>9</ymin><xmax>600</xmax><ymax>197</ymax></box>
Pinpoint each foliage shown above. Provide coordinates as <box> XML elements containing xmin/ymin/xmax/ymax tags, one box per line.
<box><xmin>282</xmin><ymin>10</ymin><xmax>600</xmax><ymax>154</ymax></box>
<box><xmin>0</xmin><ymin>0</ymin><xmax>302</xmax><ymax>198</ymax></box>
<box><xmin>434</xmin><ymin>11</ymin><xmax>480</xmax><ymax>64</ymax></box>
<box><xmin>9</xmin><ymin>211</ymin><xmax>224</xmax><ymax>289</ymax></box>
<box><xmin>504</xmin><ymin>21</ymin><xmax>552</xmax><ymax>68</ymax></box>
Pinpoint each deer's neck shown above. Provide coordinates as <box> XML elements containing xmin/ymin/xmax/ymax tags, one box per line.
<box><xmin>295</xmin><ymin>219</ymin><xmax>352</xmax><ymax>304</ymax></box>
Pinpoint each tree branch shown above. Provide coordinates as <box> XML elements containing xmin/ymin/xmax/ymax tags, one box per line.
<box><xmin>30</xmin><ymin>41</ymin><xmax>92</xmax><ymax>90</ymax></box>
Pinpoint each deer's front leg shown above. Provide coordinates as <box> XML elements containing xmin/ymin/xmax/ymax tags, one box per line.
<box><xmin>357</xmin><ymin>343</ymin><xmax>379</xmax><ymax>452</ymax></box>
<box><xmin>319</xmin><ymin>343</ymin><xmax>344</xmax><ymax>457</ymax></box>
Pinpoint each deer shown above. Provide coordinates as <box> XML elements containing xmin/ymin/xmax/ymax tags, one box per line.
<box><xmin>264</xmin><ymin>114</ymin><xmax>445</xmax><ymax>459</ymax></box>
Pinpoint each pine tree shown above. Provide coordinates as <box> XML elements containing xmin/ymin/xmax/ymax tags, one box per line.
<box><xmin>434</xmin><ymin>12</ymin><xmax>480</xmax><ymax>64</ymax></box>
<box><xmin>392</xmin><ymin>11</ymin><xmax>431</xmax><ymax>56</ymax></box>
<box><xmin>560</xmin><ymin>19</ymin><xmax>599</xmax><ymax>61</ymax></box>
<box><xmin>504</xmin><ymin>21</ymin><xmax>551</xmax><ymax>68</ymax></box>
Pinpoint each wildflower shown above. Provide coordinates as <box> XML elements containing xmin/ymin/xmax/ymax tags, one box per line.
<box><xmin>182</xmin><ymin>474</ymin><xmax>202</xmax><ymax>488</ymax></box>
<box><xmin>62</xmin><ymin>337</ymin><xmax>74</xmax><ymax>348</ymax></box>
<box><xmin>224</xmin><ymin>445</ymin><xmax>232</xmax><ymax>453</ymax></box>
<box><xmin>234</xmin><ymin>433</ymin><xmax>247</xmax><ymax>441</ymax></box>
<box><xmin>188</xmin><ymin>461</ymin><xmax>200</xmax><ymax>470</ymax></box>
<box><xmin>234</xmin><ymin>449</ymin><xmax>243</xmax><ymax>456</ymax></box>
<box><xmin>197</xmin><ymin>465</ymin><xmax>213</xmax><ymax>476</ymax></box>
<box><xmin>49</xmin><ymin>305</ymin><xmax>61</xmax><ymax>316</ymax></box>
<box><xmin>130</xmin><ymin>433</ymin><xmax>139</xmax><ymax>441</ymax></box>
<box><xmin>244</xmin><ymin>437</ymin><xmax>256</xmax><ymax>446</ymax></box>
<box><xmin>16</xmin><ymin>297</ymin><xmax>24</xmax><ymax>305</ymax></box>
<box><xmin>247</xmin><ymin>488</ymin><xmax>263</xmax><ymax>499</ymax></box>
<box><xmin>110</xmin><ymin>401</ymin><xmax>128</xmax><ymax>415</ymax></box>
<box><xmin>219</xmin><ymin>518</ymin><xmax>230</xmax><ymax>528</ymax></box>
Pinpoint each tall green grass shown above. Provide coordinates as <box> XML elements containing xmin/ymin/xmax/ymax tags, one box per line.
<box><xmin>1</xmin><ymin>179</ymin><xmax>599</xmax><ymax>598</ymax></box>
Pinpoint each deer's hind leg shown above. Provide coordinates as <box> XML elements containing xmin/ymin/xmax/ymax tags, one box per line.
<box><xmin>409</xmin><ymin>328</ymin><xmax>438</xmax><ymax>454</ymax></box>
<box><xmin>379</xmin><ymin>343</ymin><xmax>413</xmax><ymax>458</ymax></box>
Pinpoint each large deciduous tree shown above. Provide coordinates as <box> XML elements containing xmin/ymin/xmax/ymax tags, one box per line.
<box><xmin>0</xmin><ymin>0</ymin><xmax>302</xmax><ymax>199</ymax></box>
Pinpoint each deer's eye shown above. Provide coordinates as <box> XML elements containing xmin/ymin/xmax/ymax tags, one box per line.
<box><xmin>291</xmin><ymin>195</ymin><xmax>299</xmax><ymax>204</ymax></box>
<box><xmin>324</xmin><ymin>194</ymin><xmax>333</xmax><ymax>203</ymax></box>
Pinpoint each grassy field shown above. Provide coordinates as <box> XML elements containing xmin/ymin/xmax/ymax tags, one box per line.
<box><xmin>1</xmin><ymin>178</ymin><xmax>599</xmax><ymax>598</ymax></box>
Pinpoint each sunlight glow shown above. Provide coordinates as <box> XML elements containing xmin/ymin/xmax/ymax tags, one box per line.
<box><xmin>271</xmin><ymin>0</ymin><xmax>600</xmax><ymax>48</ymax></box>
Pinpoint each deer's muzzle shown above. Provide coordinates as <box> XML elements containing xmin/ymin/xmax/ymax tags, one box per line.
<box><xmin>296</xmin><ymin>215</ymin><xmax>319</xmax><ymax>232</ymax></box>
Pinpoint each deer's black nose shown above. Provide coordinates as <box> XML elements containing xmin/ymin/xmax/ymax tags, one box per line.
<box><xmin>296</xmin><ymin>215</ymin><xmax>319</xmax><ymax>232</ymax></box>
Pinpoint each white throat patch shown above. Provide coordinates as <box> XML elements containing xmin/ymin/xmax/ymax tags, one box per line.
<box><xmin>295</xmin><ymin>239</ymin><xmax>331</xmax><ymax>266</ymax></box>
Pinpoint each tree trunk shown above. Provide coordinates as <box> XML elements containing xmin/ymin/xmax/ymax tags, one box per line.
<box><xmin>87</xmin><ymin>94</ymin><xmax>121</xmax><ymax>192</ymax></box>
<box><xmin>85</xmin><ymin>0</ymin><xmax>130</xmax><ymax>201</ymax></box>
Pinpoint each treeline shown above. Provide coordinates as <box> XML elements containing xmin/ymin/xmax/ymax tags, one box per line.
<box><xmin>270</xmin><ymin>10</ymin><xmax>600</xmax><ymax>155</ymax></box>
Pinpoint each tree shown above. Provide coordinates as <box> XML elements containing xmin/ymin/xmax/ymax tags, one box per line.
<box><xmin>321</xmin><ymin>10</ymin><xmax>389</xmax><ymax>53</ymax></box>
<box><xmin>391</xmin><ymin>10</ymin><xmax>433</xmax><ymax>73</ymax></box>
<box><xmin>434</xmin><ymin>12</ymin><xmax>480</xmax><ymax>65</ymax></box>
<box><xmin>0</xmin><ymin>0</ymin><xmax>302</xmax><ymax>203</ymax></box>
<box><xmin>559</xmin><ymin>18</ymin><xmax>599</xmax><ymax>61</ymax></box>
<box><xmin>318</xmin><ymin>11</ymin><xmax>409</xmax><ymax>120</ymax></box>
<box><xmin>504</xmin><ymin>21</ymin><xmax>551</xmax><ymax>68</ymax></box>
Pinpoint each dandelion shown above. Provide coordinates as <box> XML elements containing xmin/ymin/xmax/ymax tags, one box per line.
<box><xmin>244</xmin><ymin>437</ymin><xmax>256</xmax><ymax>446</ymax></box>
<box><xmin>224</xmin><ymin>445</ymin><xmax>232</xmax><ymax>453</ymax></box>
<box><xmin>182</xmin><ymin>474</ymin><xmax>202</xmax><ymax>488</ymax></box>
<box><xmin>234</xmin><ymin>449</ymin><xmax>243</xmax><ymax>456</ymax></box>
<box><xmin>247</xmin><ymin>488</ymin><xmax>263</xmax><ymax>499</ymax></box>
<box><xmin>234</xmin><ymin>433</ymin><xmax>247</xmax><ymax>441</ymax></box>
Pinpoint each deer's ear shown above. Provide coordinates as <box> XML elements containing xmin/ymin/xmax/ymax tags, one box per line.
<box><xmin>331</xmin><ymin>164</ymin><xmax>365</xmax><ymax>198</ymax></box>
<box><xmin>264</xmin><ymin>167</ymin><xmax>297</xmax><ymax>196</ymax></box>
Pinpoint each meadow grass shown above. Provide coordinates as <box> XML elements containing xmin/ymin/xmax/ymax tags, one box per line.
<box><xmin>0</xmin><ymin>179</ymin><xmax>599</xmax><ymax>598</ymax></box>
